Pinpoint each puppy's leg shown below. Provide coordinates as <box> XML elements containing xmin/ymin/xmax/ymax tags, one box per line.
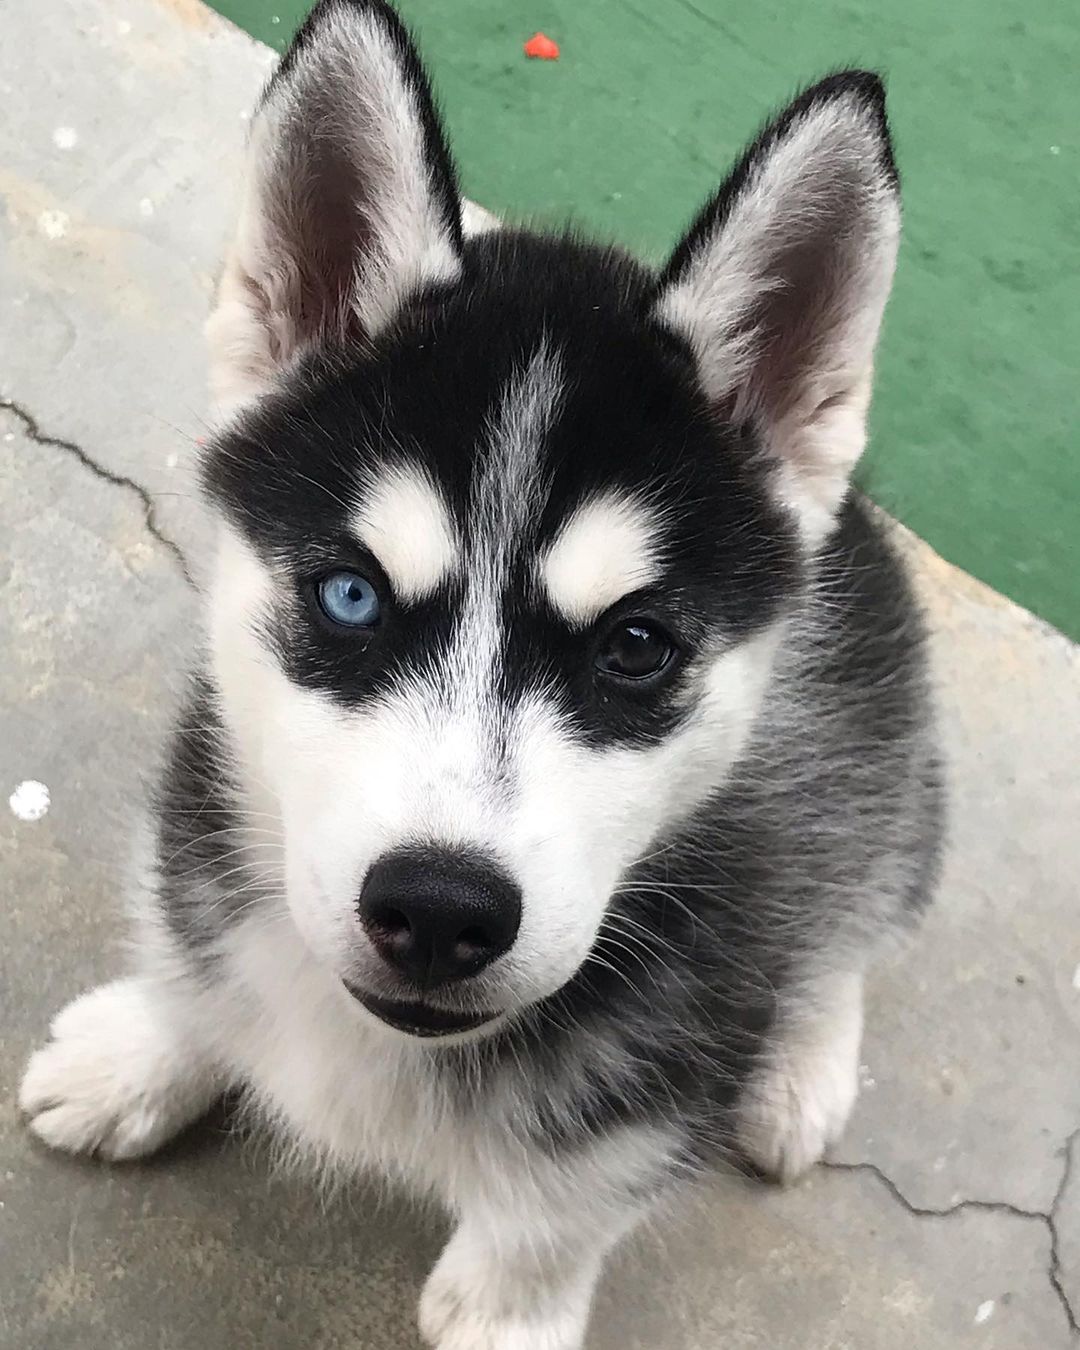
<box><xmin>735</xmin><ymin>969</ymin><xmax>863</xmax><ymax>1185</ymax></box>
<box><xmin>19</xmin><ymin>973</ymin><xmax>223</xmax><ymax>1161</ymax></box>
<box><xmin>419</xmin><ymin>1126</ymin><xmax>674</xmax><ymax>1350</ymax></box>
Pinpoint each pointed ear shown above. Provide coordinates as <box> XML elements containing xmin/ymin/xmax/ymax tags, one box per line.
<box><xmin>655</xmin><ymin>72</ymin><xmax>901</xmax><ymax>546</ymax></box>
<box><xmin>206</xmin><ymin>0</ymin><xmax>463</xmax><ymax>419</ymax></box>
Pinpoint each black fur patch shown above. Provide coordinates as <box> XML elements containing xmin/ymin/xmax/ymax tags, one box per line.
<box><xmin>154</xmin><ymin>677</ymin><xmax>272</xmax><ymax>955</ymax></box>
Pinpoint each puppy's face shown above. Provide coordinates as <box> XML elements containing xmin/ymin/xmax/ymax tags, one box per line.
<box><xmin>206</xmin><ymin>257</ymin><xmax>796</xmax><ymax>1034</ymax></box>
<box><xmin>202</xmin><ymin>2</ymin><xmax>900</xmax><ymax>1040</ymax></box>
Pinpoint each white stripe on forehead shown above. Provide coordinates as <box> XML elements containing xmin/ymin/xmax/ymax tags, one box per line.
<box><xmin>472</xmin><ymin>336</ymin><xmax>563</xmax><ymax>556</ymax></box>
<box><xmin>436</xmin><ymin>339</ymin><xmax>564</xmax><ymax>740</ymax></box>
<box><xmin>353</xmin><ymin>343</ymin><xmax>569</xmax><ymax>842</ymax></box>
<box><xmin>541</xmin><ymin>492</ymin><xmax>662</xmax><ymax>626</ymax></box>
<box><xmin>351</xmin><ymin>463</ymin><xmax>458</xmax><ymax>602</ymax></box>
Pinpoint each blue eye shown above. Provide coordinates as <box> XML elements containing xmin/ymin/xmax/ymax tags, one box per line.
<box><xmin>316</xmin><ymin>572</ymin><xmax>381</xmax><ymax>629</ymax></box>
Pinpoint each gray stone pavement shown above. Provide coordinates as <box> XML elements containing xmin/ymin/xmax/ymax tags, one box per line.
<box><xmin>1</xmin><ymin>2</ymin><xmax>1078</xmax><ymax>1346</ymax></box>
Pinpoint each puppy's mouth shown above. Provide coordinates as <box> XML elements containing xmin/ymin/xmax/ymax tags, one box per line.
<box><xmin>345</xmin><ymin>986</ymin><xmax>499</xmax><ymax>1038</ymax></box>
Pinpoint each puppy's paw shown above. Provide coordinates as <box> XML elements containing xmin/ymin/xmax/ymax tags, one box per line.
<box><xmin>736</xmin><ymin>975</ymin><xmax>863</xmax><ymax>1185</ymax></box>
<box><xmin>422</xmin><ymin>1306</ymin><xmax>587</xmax><ymax>1350</ymax></box>
<box><xmin>19</xmin><ymin>979</ymin><xmax>218</xmax><ymax>1161</ymax></box>
<box><xmin>737</xmin><ymin>1054</ymin><xmax>858</xmax><ymax>1185</ymax></box>
<box><xmin>419</xmin><ymin>1261</ymin><xmax>588</xmax><ymax>1350</ymax></box>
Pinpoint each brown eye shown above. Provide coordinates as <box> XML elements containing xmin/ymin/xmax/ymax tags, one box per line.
<box><xmin>596</xmin><ymin>621</ymin><xmax>675</xmax><ymax>680</ymax></box>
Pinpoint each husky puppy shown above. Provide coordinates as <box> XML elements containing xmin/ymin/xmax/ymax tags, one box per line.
<box><xmin>20</xmin><ymin>2</ymin><xmax>941</xmax><ymax>1345</ymax></box>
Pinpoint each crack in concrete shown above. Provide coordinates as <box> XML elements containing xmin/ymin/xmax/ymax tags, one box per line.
<box><xmin>1050</xmin><ymin>1131</ymin><xmax>1080</xmax><ymax>1338</ymax></box>
<box><xmin>825</xmin><ymin>1128</ymin><xmax>1080</xmax><ymax>1338</ymax></box>
<box><xmin>1</xmin><ymin>398</ymin><xmax>195</xmax><ymax>587</ymax></box>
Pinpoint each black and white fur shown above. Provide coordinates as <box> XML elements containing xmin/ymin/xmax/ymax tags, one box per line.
<box><xmin>20</xmin><ymin>4</ymin><xmax>942</xmax><ymax>1346</ymax></box>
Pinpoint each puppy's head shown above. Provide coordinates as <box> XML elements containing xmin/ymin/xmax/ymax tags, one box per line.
<box><xmin>201</xmin><ymin>0</ymin><xmax>900</xmax><ymax>1041</ymax></box>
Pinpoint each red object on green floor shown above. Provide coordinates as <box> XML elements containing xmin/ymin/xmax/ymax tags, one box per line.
<box><xmin>524</xmin><ymin>32</ymin><xmax>560</xmax><ymax>61</ymax></box>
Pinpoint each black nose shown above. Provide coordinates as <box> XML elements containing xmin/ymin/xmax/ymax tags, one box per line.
<box><xmin>358</xmin><ymin>849</ymin><xmax>522</xmax><ymax>988</ymax></box>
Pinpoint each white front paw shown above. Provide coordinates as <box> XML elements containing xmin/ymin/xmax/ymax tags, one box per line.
<box><xmin>737</xmin><ymin>1052</ymin><xmax>859</xmax><ymax>1184</ymax></box>
<box><xmin>19</xmin><ymin>978</ymin><xmax>218</xmax><ymax>1161</ymax></box>
<box><xmin>736</xmin><ymin>974</ymin><xmax>864</xmax><ymax>1185</ymax></box>
<box><xmin>419</xmin><ymin>1262</ymin><xmax>589</xmax><ymax>1350</ymax></box>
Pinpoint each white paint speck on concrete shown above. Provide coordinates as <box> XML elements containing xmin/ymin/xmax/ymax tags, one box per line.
<box><xmin>37</xmin><ymin>209</ymin><xmax>70</xmax><ymax>239</ymax></box>
<box><xmin>1071</xmin><ymin>963</ymin><xmax>1080</xmax><ymax>991</ymax></box>
<box><xmin>117</xmin><ymin>18</ymin><xmax>132</xmax><ymax>36</ymax></box>
<box><xmin>165</xmin><ymin>451</ymin><xmax>179</xmax><ymax>469</ymax></box>
<box><xmin>139</xmin><ymin>197</ymin><xmax>155</xmax><ymax>218</ymax></box>
<box><xmin>52</xmin><ymin>126</ymin><xmax>78</xmax><ymax>150</ymax></box>
<box><xmin>974</xmin><ymin>1300</ymin><xmax>995</xmax><ymax>1325</ymax></box>
<box><xmin>9</xmin><ymin>780</ymin><xmax>50</xmax><ymax>822</ymax></box>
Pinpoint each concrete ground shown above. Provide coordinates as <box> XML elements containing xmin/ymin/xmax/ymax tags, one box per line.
<box><xmin>1</xmin><ymin>2</ymin><xmax>1078</xmax><ymax>1347</ymax></box>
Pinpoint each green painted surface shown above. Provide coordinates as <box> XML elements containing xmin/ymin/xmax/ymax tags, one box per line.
<box><xmin>213</xmin><ymin>0</ymin><xmax>1078</xmax><ymax>638</ymax></box>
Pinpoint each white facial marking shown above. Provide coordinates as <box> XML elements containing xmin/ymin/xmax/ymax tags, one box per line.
<box><xmin>443</xmin><ymin>338</ymin><xmax>564</xmax><ymax>702</ymax></box>
<box><xmin>542</xmin><ymin>492</ymin><xmax>661</xmax><ymax>626</ymax></box>
<box><xmin>9</xmin><ymin>780</ymin><xmax>50</xmax><ymax>822</ymax></box>
<box><xmin>352</xmin><ymin>465</ymin><xmax>458</xmax><ymax>602</ymax></box>
<box><xmin>473</xmin><ymin>337</ymin><xmax>564</xmax><ymax>563</ymax></box>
